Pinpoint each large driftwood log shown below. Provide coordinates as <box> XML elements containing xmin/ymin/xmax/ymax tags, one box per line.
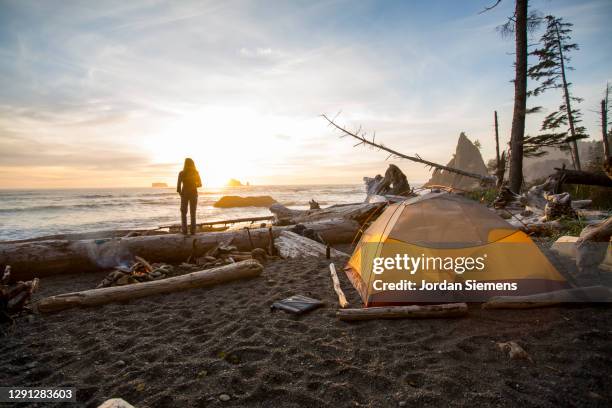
<box><xmin>576</xmin><ymin>217</ymin><xmax>612</xmax><ymax>278</ymax></box>
<box><xmin>337</xmin><ymin>303</ymin><xmax>468</xmax><ymax>321</ymax></box>
<box><xmin>2</xmin><ymin>229</ymin><xmax>168</xmax><ymax>245</ymax></box>
<box><xmin>550</xmin><ymin>168</ymin><xmax>612</xmax><ymax>192</ymax></box>
<box><xmin>274</xmin><ymin>231</ymin><xmax>350</xmax><ymax>259</ymax></box>
<box><xmin>270</xmin><ymin>202</ymin><xmax>384</xmax><ymax>225</ymax></box>
<box><xmin>364</xmin><ymin>164</ymin><xmax>413</xmax><ymax>196</ymax></box>
<box><xmin>35</xmin><ymin>260</ymin><xmax>263</xmax><ymax>313</ymax></box>
<box><xmin>482</xmin><ymin>286</ymin><xmax>612</xmax><ymax>309</ymax></box>
<box><xmin>1</xmin><ymin>219</ymin><xmax>359</xmax><ymax>281</ymax></box>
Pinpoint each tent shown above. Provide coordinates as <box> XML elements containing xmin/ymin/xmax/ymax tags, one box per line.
<box><xmin>345</xmin><ymin>192</ymin><xmax>569</xmax><ymax>306</ymax></box>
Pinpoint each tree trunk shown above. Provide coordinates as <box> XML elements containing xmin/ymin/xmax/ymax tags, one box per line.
<box><xmin>602</xmin><ymin>96</ymin><xmax>610</xmax><ymax>159</ymax></box>
<box><xmin>508</xmin><ymin>0</ymin><xmax>528</xmax><ymax>193</ymax></box>
<box><xmin>35</xmin><ymin>260</ymin><xmax>263</xmax><ymax>314</ymax></box>
<box><xmin>555</xmin><ymin>22</ymin><xmax>581</xmax><ymax>170</ymax></box>
<box><xmin>0</xmin><ymin>219</ymin><xmax>359</xmax><ymax>281</ymax></box>
<box><xmin>337</xmin><ymin>303</ymin><xmax>468</xmax><ymax>321</ymax></box>
<box><xmin>494</xmin><ymin>110</ymin><xmax>505</xmax><ymax>188</ymax></box>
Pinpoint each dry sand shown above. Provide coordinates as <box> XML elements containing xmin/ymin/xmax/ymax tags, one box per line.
<box><xmin>1</xmin><ymin>256</ymin><xmax>612</xmax><ymax>407</ymax></box>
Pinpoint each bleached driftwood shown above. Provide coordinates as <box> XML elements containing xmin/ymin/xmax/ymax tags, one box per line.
<box><xmin>329</xmin><ymin>263</ymin><xmax>349</xmax><ymax>308</ymax></box>
<box><xmin>576</xmin><ymin>217</ymin><xmax>612</xmax><ymax>277</ymax></box>
<box><xmin>482</xmin><ymin>286</ymin><xmax>612</xmax><ymax>309</ymax></box>
<box><xmin>270</xmin><ymin>202</ymin><xmax>385</xmax><ymax>225</ymax></box>
<box><xmin>274</xmin><ymin>231</ymin><xmax>349</xmax><ymax>259</ymax></box>
<box><xmin>35</xmin><ymin>260</ymin><xmax>263</xmax><ymax>314</ymax></box>
<box><xmin>337</xmin><ymin>303</ymin><xmax>468</xmax><ymax>321</ymax></box>
<box><xmin>1</xmin><ymin>218</ymin><xmax>359</xmax><ymax>280</ymax></box>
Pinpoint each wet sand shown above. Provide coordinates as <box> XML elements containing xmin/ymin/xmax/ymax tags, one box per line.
<box><xmin>1</xmin><ymin>257</ymin><xmax>611</xmax><ymax>407</ymax></box>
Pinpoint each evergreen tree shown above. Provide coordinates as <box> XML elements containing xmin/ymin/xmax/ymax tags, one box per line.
<box><xmin>526</xmin><ymin>15</ymin><xmax>588</xmax><ymax>167</ymax></box>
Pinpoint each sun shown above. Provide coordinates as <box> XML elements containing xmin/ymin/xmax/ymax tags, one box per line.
<box><xmin>146</xmin><ymin>107</ymin><xmax>267</xmax><ymax>187</ymax></box>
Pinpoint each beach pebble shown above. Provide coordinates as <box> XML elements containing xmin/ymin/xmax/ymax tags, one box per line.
<box><xmin>219</xmin><ymin>394</ymin><xmax>231</xmax><ymax>402</ymax></box>
<box><xmin>117</xmin><ymin>360</ymin><xmax>126</xmax><ymax>367</ymax></box>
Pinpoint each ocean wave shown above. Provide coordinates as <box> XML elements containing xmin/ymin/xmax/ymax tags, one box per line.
<box><xmin>77</xmin><ymin>194</ymin><xmax>114</xmax><ymax>199</ymax></box>
<box><xmin>0</xmin><ymin>202</ymin><xmax>127</xmax><ymax>213</ymax></box>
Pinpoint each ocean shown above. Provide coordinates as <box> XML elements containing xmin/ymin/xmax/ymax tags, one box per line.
<box><xmin>0</xmin><ymin>185</ymin><xmax>367</xmax><ymax>241</ymax></box>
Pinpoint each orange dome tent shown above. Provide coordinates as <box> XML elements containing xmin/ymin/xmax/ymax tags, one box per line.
<box><xmin>345</xmin><ymin>192</ymin><xmax>569</xmax><ymax>306</ymax></box>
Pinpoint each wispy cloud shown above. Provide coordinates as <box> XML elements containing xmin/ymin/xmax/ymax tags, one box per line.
<box><xmin>0</xmin><ymin>0</ymin><xmax>610</xmax><ymax>187</ymax></box>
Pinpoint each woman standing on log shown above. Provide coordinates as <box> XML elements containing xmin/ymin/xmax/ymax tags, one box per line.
<box><xmin>177</xmin><ymin>158</ymin><xmax>202</xmax><ymax>235</ymax></box>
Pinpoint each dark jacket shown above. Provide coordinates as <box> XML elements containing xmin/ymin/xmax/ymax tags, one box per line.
<box><xmin>177</xmin><ymin>170</ymin><xmax>202</xmax><ymax>196</ymax></box>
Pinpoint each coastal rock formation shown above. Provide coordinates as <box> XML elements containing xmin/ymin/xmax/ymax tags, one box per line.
<box><xmin>424</xmin><ymin>132</ymin><xmax>489</xmax><ymax>191</ymax></box>
<box><xmin>226</xmin><ymin>178</ymin><xmax>244</xmax><ymax>187</ymax></box>
<box><xmin>213</xmin><ymin>195</ymin><xmax>277</xmax><ymax>208</ymax></box>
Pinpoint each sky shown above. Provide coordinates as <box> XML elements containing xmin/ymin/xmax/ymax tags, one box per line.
<box><xmin>0</xmin><ymin>0</ymin><xmax>610</xmax><ymax>188</ymax></box>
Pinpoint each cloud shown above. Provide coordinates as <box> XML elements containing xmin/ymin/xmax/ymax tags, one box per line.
<box><xmin>0</xmin><ymin>0</ymin><xmax>610</xmax><ymax>187</ymax></box>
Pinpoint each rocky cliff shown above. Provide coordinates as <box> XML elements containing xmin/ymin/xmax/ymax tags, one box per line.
<box><xmin>424</xmin><ymin>132</ymin><xmax>489</xmax><ymax>191</ymax></box>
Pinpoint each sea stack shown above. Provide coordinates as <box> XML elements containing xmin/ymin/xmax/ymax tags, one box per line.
<box><xmin>424</xmin><ymin>132</ymin><xmax>488</xmax><ymax>191</ymax></box>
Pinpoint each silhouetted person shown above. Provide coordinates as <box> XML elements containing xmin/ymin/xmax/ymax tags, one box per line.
<box><xmin>177</xmin><ymin>158</ymin><xmax>202</xmax><ymax>234</ymax></box>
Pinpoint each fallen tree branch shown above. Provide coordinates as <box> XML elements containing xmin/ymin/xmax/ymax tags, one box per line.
<box><xmin>322</xmin><ymin>114</ymin><xmax>496</xmax><ymax>185</ymax></box>
<box><xmin>34</xmin><ymin>260</ymin><xmax>263</xmax><ymax>314</ymax></box>
<box><xmin>337</xmin><ymin>303</ymin><xmax>468</xmax><ymax>321</ymax></box>
<box><xmin>329</xmin><ymin>263</ymin><xmax>349</xmax><ymax>308</ymax></box>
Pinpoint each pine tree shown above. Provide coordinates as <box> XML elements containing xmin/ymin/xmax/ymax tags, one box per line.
<box><xmin>526</xmin><ymin>15</ymin><xmax>588</xmax><ymax>167</ymax></box>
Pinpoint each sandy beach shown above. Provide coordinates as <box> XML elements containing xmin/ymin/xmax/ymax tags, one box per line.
<box><xmin>2</xmin><ymin>253</ymin><xmax>611</xmax><ymax>408</ymax></box>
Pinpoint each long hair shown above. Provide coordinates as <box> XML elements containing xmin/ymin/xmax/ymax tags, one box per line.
<box><xmin>183</xmin><ymin>158</ymin><xmax>197</xmax><ymax>175</ymax></box>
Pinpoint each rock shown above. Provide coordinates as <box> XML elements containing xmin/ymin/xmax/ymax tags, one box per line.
<box><xmin>97</xmin><ymin>398</ymin><xmax>135</xmax><ymax>408</ymax></box>
<box><xmin>227</xmin><ymin>178</ymin><xmax>243</xmax><ymax>187</ymax></box>
<box><xmin>496</xmin><ymin>341</ymin><xmax>533</xmax><ymax>363</ymax></box>
<box><xmin>588</xmin><ymin>391</ymin><xmax>603</xmax><ymax>400</ymax></box>
<box><xmin>399</xmin><ymin>402</ymin><xmax>407</xmax><ymax>407</ymax></box>
<box><xmin>117</xmin><ymin>360</ymin><xmax>126</xmax><ymax>367</ymax></box>
<box><xmin>424</xmin><ymin>132</ymin><xmax>489</xmax><ymax>191</ymax></box>
<box><xmin>213</xmin><ymin>196</ymin><xmax>277</xmax><ymax>208</ymax></box>
<box><xmin>219</xmin><ymin>394</ymin><xmax>231</xmax><ymax>402</ymax></box>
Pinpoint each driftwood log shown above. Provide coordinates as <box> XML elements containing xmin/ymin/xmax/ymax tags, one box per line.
<box><xmin>337</xmin><ymin>303</ymin><xmax>468</xmax><ymax>321</ymax></box>
<box><xmin>364</xmin><ymin>164</ymin><xmax>413</xmax><ymax>196</ymax></box>
<box><xmin>482</xmin><ymin>286</ymin><xmax>612</xmax><ymax>309</ymax></box>
<box><xmin>576</xmin><ymin>217</ymin><xmax>612</xmax><ymax>278</ymax></box>
<box><xmin>1</xmin><ymin>219</ymin><xmax>359</xmax><ymax>281</ymax></box>
<box><xmin>548</xmin><ymin>168</ymin><xmax>612</xmax><ymax>193</ymax></box>
<box><xmin>329</xmin><ymin>263</ymin><xmax>349</xmax><ymax>308</ymax></box>
<box><xmin>270</xmin><ymin>202</ymin><xmax>385</xmax><ymax>225</ymax></box>
<box><xmin>34</xmin><ymin>260</ymin><xmax>263</xmax><ymax>314</ymax></box>
<box><xmin>274</xmin><ymin>231</ymin><xmax>350</xmax><ymax>259</ymax></box>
